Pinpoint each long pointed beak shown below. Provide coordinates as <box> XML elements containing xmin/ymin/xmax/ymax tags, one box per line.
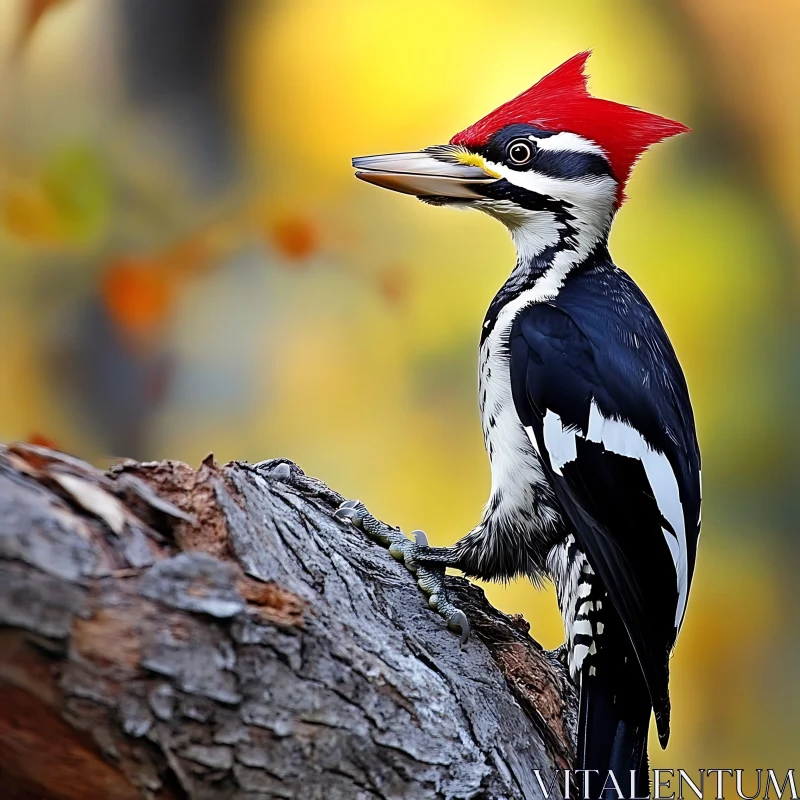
<box><xmin>352</xmin><ymin>147</ymin><xmax>498</xmax><ymax>199</ymax></box>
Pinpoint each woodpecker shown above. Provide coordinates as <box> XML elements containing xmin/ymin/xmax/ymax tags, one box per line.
<box><xmin>338</xmin><ymin>52</ymin><xmax>700</xmax><ymax>798</ymax></box>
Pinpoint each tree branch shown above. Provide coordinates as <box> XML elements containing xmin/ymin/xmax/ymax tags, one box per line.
<box><xmin>0</xmin><ymin>443</ymin><xmax>576</xmax><ymax>800</ymax></box>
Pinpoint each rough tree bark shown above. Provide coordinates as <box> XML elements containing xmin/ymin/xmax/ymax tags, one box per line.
<box><xmin>0</xmin><ymin>443</ymin><xmax>577</xmax><ymax>800</ymax></box>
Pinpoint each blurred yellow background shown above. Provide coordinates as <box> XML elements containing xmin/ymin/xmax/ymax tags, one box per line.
<box><xmin>0</xmin><ymin>0</ymin><xmax>797</xmax><ymax>775</ymax></box>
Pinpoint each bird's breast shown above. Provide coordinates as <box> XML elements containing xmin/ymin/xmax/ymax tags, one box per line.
<box><xmin>478</xmin><ymin>318</ymin><xmax>561</xmax><ymax>536</ymax></box>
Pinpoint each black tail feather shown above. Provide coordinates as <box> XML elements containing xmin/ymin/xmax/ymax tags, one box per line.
<box><xmin>577</xmin><ymin>665</ymin><xmax>651</xmax><ymax>799</ymax></box>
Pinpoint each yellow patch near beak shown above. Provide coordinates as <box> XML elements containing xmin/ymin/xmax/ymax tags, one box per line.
<box><xmin>453</xmin><ymin>149</ymin><xmax>501</xmax><ymax>179</ymax></box>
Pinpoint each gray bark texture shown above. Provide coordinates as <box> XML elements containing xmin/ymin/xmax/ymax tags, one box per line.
<box><xmin>0</xmin><ymin>443</ymin><xmax>577</xmax><ymax>800</ymax></box>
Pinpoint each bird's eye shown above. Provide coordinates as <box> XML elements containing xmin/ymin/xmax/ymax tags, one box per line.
<box><xmin>507</xmin><ymin>139</ymin><xmax>534</xmax><ymax>166</ymax></box>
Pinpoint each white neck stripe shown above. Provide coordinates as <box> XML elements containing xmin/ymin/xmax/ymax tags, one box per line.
<box><xmin>479</xmin><ymin>160</ymin><xmax>616</xmax><ymax>273</ymax></box>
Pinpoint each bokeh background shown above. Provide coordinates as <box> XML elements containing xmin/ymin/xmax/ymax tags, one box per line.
<box><xmin>0</xmin><ymin>0</ymin><xmax>797</xmax><ymax>777</ymax></box>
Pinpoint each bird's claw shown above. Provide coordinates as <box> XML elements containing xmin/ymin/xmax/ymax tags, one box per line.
<box><xmin>447</xmin><ymin>610</ymin><xmax>471</xmax><ymax>646</ymax></box>
<box><xmin>335</xmin><ymin>498</ymin><xmax>470</xmax><ymax>646</ymax></box>
<box><xmin>333</xmin><ymin>499</ymin><xmax>393</xmax><ymax>545</ymax></box>
<box><xmin>333</xmin><ymin>498</ymin><xmax>363</xmax><ymax>524</ymax></box>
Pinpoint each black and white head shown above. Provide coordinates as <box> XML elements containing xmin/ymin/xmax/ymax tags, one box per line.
<box><xmin>353</xmin><ymin>52</ymin><xmax>688</xmax><ymax>262</ymax></box>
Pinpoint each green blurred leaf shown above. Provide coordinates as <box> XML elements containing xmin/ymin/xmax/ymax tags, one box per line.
<box><xmin>42</xmin><ymin>144</ymin><xmax>111</xmax><ymax>244</ymax></box>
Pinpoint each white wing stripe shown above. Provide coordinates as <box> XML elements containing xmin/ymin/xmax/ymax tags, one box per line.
<box><xmin>585</xmin><ymin>400</ymin><xmax>688</xmax><ymax>630</ymax></box>
<box><xmin>535</xmin><ymin>400</ymin><xmax>689</xmax><ymax>630</ymax></box>
<box><xmin>542</xmin><ymin>410</ymin><xmax>578</xmax><ymax>475</ymax></box>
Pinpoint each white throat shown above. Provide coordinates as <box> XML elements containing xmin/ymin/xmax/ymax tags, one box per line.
<box><xmin>480</xmin><ymin>160</ymin><xmax>617</xmax><ymax>288</ymax></box>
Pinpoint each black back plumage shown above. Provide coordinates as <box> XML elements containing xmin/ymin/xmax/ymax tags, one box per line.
<box><xmin>508</xmin><ymin>248</ymin><xmax>701</xmax><ymax>746</ymax></box>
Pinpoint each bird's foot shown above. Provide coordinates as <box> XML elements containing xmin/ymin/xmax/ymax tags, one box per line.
<box><xmin>334</xmin><ymin>499</ymin><xmax>470</xmax><ymax>645</ymax></box>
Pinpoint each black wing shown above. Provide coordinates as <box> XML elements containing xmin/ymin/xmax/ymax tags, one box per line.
<box><xmin>509</xmin><ymin>297</ymin><xmax>701</xmax><ymax>745</ymax></box>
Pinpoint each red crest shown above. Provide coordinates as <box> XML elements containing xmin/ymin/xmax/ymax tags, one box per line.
<box><xmin>450</xmin><ymin>52</ymin><xmax>689</xmax><ymax>205</ymax></box>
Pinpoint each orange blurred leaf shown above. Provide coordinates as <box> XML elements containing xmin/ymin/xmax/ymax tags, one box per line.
<box><xmin>101</xmin><ymin>257</ymin><xmax>175</xmax><ymax>341</ymax></box>
<box><xmin>269</xmin><ymin>215</ymin><xmax>320</xmax><ymax>264</ymax></box>
<box><xmin>27</xmin><ymin>432</ymin><xmax>61</xmax><ymax>450</ymax></box>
